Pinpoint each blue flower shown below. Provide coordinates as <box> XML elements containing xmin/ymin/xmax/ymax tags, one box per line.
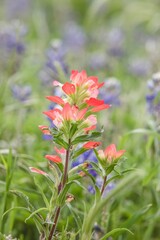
<box><xmin>39</xmin><ymin>40</ymin><xmax>68</xmax><ymax>86</ymax></box>
<box><xmin>0</xmin><ymin>21</ymin><xmax>26</xmax><ymax>72</ymax></box>
<box><xmin>11</xmin><ymin>84</ymin><xmax>32</xmax><ymax>102</ymax></box>
<box><xmin>146</xmin><ymin>72</ymin><xmax>160</xmax><ymax>123</ymax></box>
<box><xmin>99</xmin><ymin>77</ymin><xmax>121</xmax><ymax>106</ymax></box>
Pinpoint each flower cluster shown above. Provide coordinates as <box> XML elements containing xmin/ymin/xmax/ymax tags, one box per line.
<box><xmin>37</xmin><ymin>70</ymin><xmax>125</xmax><ymax>170</ymax></box>
<box><xmin>30</xmin><ymin>70</ymin><xmax>126</xmax><ymax>239</ymax></box>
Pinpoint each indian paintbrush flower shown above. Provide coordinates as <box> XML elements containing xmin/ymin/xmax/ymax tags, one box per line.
<box><xmin>29</xmin><ymin>69</ymin><xmax>124</xmax><ymax>240</ymax></box>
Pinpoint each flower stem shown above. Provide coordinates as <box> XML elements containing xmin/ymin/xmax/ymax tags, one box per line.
<box><xmin>100</xmin><ymin>175</ymin><xmax>107</xmax><ymax>196</ymax></box>
<box><xmin>48</xmin><ymin>141</ymin><xmax>71</xmax><ymax>240</ymax></box>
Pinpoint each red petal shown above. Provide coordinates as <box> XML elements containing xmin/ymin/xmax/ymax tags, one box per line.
<box><xmin>46</xmin><ymin>96</ymin><xmax>64</xmax><ymax>105</ymax></box>
<box><xmin>29</xmin><ymin>167</ymin><xmax>48</xmax><ymax>176</ymax></box>
<box><xmin>45</xmin><ymin>155</ymin><xmax>62</xmax><ymax>163</ymax></box>
<box><xmin>86</xmin><ymin>98</ymin><xmax>104</xmax><ymax>106</ymax></box>
<box><xmin>62</xmin><ymin>82</ymin><xmax>75</xmax><ymax>95</ymax></box>
<box><xmin>91</xmin><ymin>104</ymin><xmax>111</xmax><ymax>112</ymax></box>
<box><xmin>83</xmin><ymin>141</ymin><xmax>101</xmax><ymax>149</ymax></box>
<box><xmin>43</xmin><ymin>109</ymin><xmax>61</xmax><ymax>120</ymax></box>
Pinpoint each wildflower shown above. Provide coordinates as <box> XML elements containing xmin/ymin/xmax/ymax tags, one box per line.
<box><xmin>4</xmin><ymin>0</ymin><xmax>30</xmax><ymax>20</ymax></box>
<box><xmin>39</xmin><ymin>39</ymin><xmax>68</xmax><ymax>86</ymax></box>
<box><xmin>0</xmin><ymin>21</ymin><xmax>26</xmax><ymax>73</ymax></box>
<box><xmin>83</xmin><ymin>141</ymin><xmax>101</xmax><ymax>149</ymax></box>
<box><xmin>97</xmin><ymin>144</ymin><xmax>125</xmax><ymax>163</ymax></box>
<box><xmin>62</xmin><ymin>21</ymin><xmax>87</xmax><ymax>52</ymax></box>
<box><xmin>11</xmin><ymin>84</ymin><xmax>32</xmax><ymax>102</ymax></box>
<box><xmin>128</xmin><ymin>58</ymin><xmax>151</xmax><ymax>77</ymax></box>
<box><xmin>99</xmin><ymin>77</ymin><xmax>121</xmax><ymax>106</ymax></box>
<box><xmin>38</xmin><ymin>125</ymin><xmax>51</xmax><ymax>135</ymax></box>
<box><xmin>146</xmin><ymin>72</ymin><xmax>160</xmax><ymax>123</ymax></box>
<box><xmin>45</xmin><ymin>155</ymin><xmax>62</xmax><ymax>164</ymax></box>
<box><xmin>107</xmin><ymin>28</ymin><xmax>125</xmax><ymax>57</ymax></box>
<box><xmin>29</xmin><ymin>167</ymin><xmax>48</xmax><ymax>176</ymax></box>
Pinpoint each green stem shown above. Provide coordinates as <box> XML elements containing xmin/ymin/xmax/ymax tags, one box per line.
<box><xmin>81</xmin><ymin>169</ymin><xmax>145</xmax><ymax>240</ymax></box>
<box><xmin>100</xmin><ymin>175</ymin><xmax>107</xmax><ymax>196</ymax></box>
<box><xmin>48</xmin><ymin>140</ymin><xmax>71</xmax><ymax>240</ymax></box>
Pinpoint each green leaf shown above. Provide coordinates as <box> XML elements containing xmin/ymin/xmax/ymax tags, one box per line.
<box><xmin>81</xmin><ymin>169</ymin><xmax>146</xmax><ymax>240</ymax></box>
<box><xmin>71</xmin><ymin>135</ymin><xmax>90</xmax><ymax>145</ymax></box>
<box><xmin>10</xmin><ymin>190</ymin><xmax>34</xmax><ymax>210</ymax></box>
<box><xmin>33</xmin><ymin>177</ymin><xmax>50</xmax><ymax>208</ymax></box>
<box><xmin>25</xmin><ymin>207</ymin><xmax>48</xmax><ymax>223</ymax></box>
<box><xmin>99</xmin><ymin>228</ymin><xmax>134</xmax><ymax>240</ymax></box>
<box><xmin>122</xmin><ymin>204</ymin><xmax>152</xmax><ymax>229</ymax></box>
<box><xmin>54</xmin><ymin>137</ymin><xmax>69</xmax><ymax>149</ymax></box>
<box><xmin>69</xmin><ymin>123</ymin><xmax>78</xmax><ymax>138</ymax></box>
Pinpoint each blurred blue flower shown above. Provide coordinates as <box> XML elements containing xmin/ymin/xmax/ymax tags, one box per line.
<box><xmin>11</xmin><ymin>84</ymin><xmax>32</xmax><ymax>102</ymax></box>
<box><xmin>4</xmin><ymin>0</ymin><xmax>31</xmax><ymax>20</ymax></box>
<box><xmin>89</xmin><ymin>52</ymin><xmax>109</xmax><ymax>71</ymax></box>
<box><xmin>128</xmin><ymin>58</ymin><xmax>151</xmax><ymax>77</ymax></box>
<box><xmin>99</xmin><ymin>77</ymin><xmax>121</xmax><ymax>106</ymax></box>
<box><xmin>39</xmin><ymin>39</ymin><xmax>68</xmax><ymax>86</ymax></box>
<box><xmin>62</xmin><ymin>21</ymin><xmax>87</xmax><ymax>52</ymax></box>
<box><xmin>146</xmin><ymin>72</ymin><xmax>160</xmax><ymax>122</ymax></box>
<box><xmin>88</xmin><ymin>175</ymin><xmax>115</xmax><ymax>198</ymax></box>
<box><xmin>106</xmin><ymin>28</ymin><xmax>125</xmax><ymax>57</ymax></box>
<box><xmin>0</xmin><ymin>21</ymin><xmax>26</xmax><ymax>71</ymax></box>
<box><xmin>72</xmin><ymin>149</ymin><xmax>97</xmax><ymax>177</ymax></box>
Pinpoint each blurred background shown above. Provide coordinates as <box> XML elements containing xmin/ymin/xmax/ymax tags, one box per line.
<box><xmin>0</xmin><ymin>0</ymin><xmax>160</xmax><ymax>239</ymax></box>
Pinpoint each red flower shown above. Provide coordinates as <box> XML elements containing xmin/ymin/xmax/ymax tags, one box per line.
<box><xmin>45</xmin><ymin>155</ymin><xmax>62</xmax><ymax>163</ymax></box>
<box><xmin>83</xmin><ymin>141</ymin><xmax>101</xmax><ymax>149</ymax></box>
<box><xmin>62</xmin><ymin>82</ymin><xmax>75</xmax><ymax>95</ymax></box>
<box><xmin>86</xmin><ymin>98</ymin><xmax>104</xmax><ymax>106</ymax></box>
<box><xmin>43</xmin><ymin>109</ymin><xmax>61</xmax><ymax>121</ymax></box>
<box><xmin>91</xmin><ymin>104</ymin><xmax>110</xmax><ymax>112</ymax></box>
<box><xmin>38</xmin><ymin>125</ymin><xmax>51</xmax><ymax>135</ymax></box>
<box><xmin>46</xmin><ymin>96</ymin><xmax>65</xmax><ymax>105</ymax></box>
<box><xmin>98</xmin><ymin>144</ymin><xmax>125</xmax><ymax>163</ymax></box>
<box><xmin>29</xmin><ymin>167</ymin><xmax>48</xmax><ymax>176</ymax></box>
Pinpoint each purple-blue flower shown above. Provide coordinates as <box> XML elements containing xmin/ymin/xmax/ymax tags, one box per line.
<box><xmin>146</xmin><ymin>72</ymin><xmax>160</xmax><ymax>122</ymax></box>
<box><xmin>0</xmin><ymin>21</ymin><xmax>26</xmax><ymax>72</ymax></box>
<box><xmin>106</xmin><ymin>28</ymin><xmax>125</xmax><ymax>57</ymax></box>
<box><xmin>11</xmin><ymin>84</ymin><xmax>32</xmax><ymax>102</ymax></box>
<box><xmin>128</xmin><ymin>58</ymin><xmax>151</xmax><ymax>77</ymax></box>
<box><xmin>39</xmin><ymin>40</ymin><xmax>68</xmax><ymax>86</ymax></box>
<box><xmin>99</xmin><ymin>77</ymin><xmax>121</xmax><ymax>106</ymax></box>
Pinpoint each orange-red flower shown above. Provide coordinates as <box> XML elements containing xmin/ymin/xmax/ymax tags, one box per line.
<box><xmin>83</xmin><ymin>141</ymin><xmax>101</xmax><ymax>149</ymax></box>
<box><xmin>46</xmin><ymin>96</ymin><xmax>65</xmax><ymax>105</ymax></box>
<box><xmin>29</xmin><ymin>167</ymin><xmax>48</xmax><ymax>176</ymax></box>
<box><xmin>62</xmin><ymin>82</ymin><xmax>75</xmax><ymax>95</ymax></box>
<box><xmin>38</xmin><ymin>125</ymin><xmax>51</xmax><ymax>135</ymax></box>
<box><xmin>45</xmin><ymin>155</ymin><xmax>62</xmax><ymax>163</ymax></box>
<box><xmin>98</xmin><ymin>144</ymin><xmax>125</xmax><ymax>163</ymax></box>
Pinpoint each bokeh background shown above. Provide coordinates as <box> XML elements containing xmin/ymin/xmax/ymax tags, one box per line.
<box><xmin>0</xmin><ymin>0</ymin><xmax>160</xmax><ymax>239</ymax></box>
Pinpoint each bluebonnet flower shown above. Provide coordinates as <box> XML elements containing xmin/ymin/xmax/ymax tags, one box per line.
<box><xmin>128</xmin><ymin>58</ymin><xmax>151</xmax><ymax>77</ymax></box>
<box><xmin>11</xmin><ymin>84</ymin><xmax>32</xmax><ymax>102</ymax></box>
<box><xmin>4</xmin><ymin>0</ymin><xmax>30</xmax><ymax>20</ymax></box>
<box><xmin>0</xmin><ymin>21</ymin><xmax>26</xmax><ymax>72</ymax></box>
<box><xmin>72</xmin><ymin>149</ymin><xmax>115</xmax><ymax>196</ymax></box>
<box><xmin>89</xmin><ymin>52</ymin><xmax>109</xmax><ymax>71</ymax></box>
<box><xmin>39</xmin><ymin>39</ymin><xmax>68</xmax><ymax>86</ymax></box>
<box><xmin>106</xmin><ymin>28</ymin><xmax>125</xmax><ymax>57</ymax></box>
<box><xmin>146</xmin><ymin>72</ymin><xmax>160</xmax><ymax>123</ymax></box>
<box><xmin>99</xmin><ymin>77</ymin><xmax>121</xmax><ymax>106</ymax></box>
<box><xmin>88</xmin><ymin>175</ymin><xmax>115</xmax><ymax>198</ymax></box>
<box><xmin>62</xmin><ymin>21</ymin><xmax>87</xmax><ymax>52</ymax></box>
<box><xmin>72</xmin><ymin>149</ymin><xmax>97</xmax><ymax>177</ymax></box>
